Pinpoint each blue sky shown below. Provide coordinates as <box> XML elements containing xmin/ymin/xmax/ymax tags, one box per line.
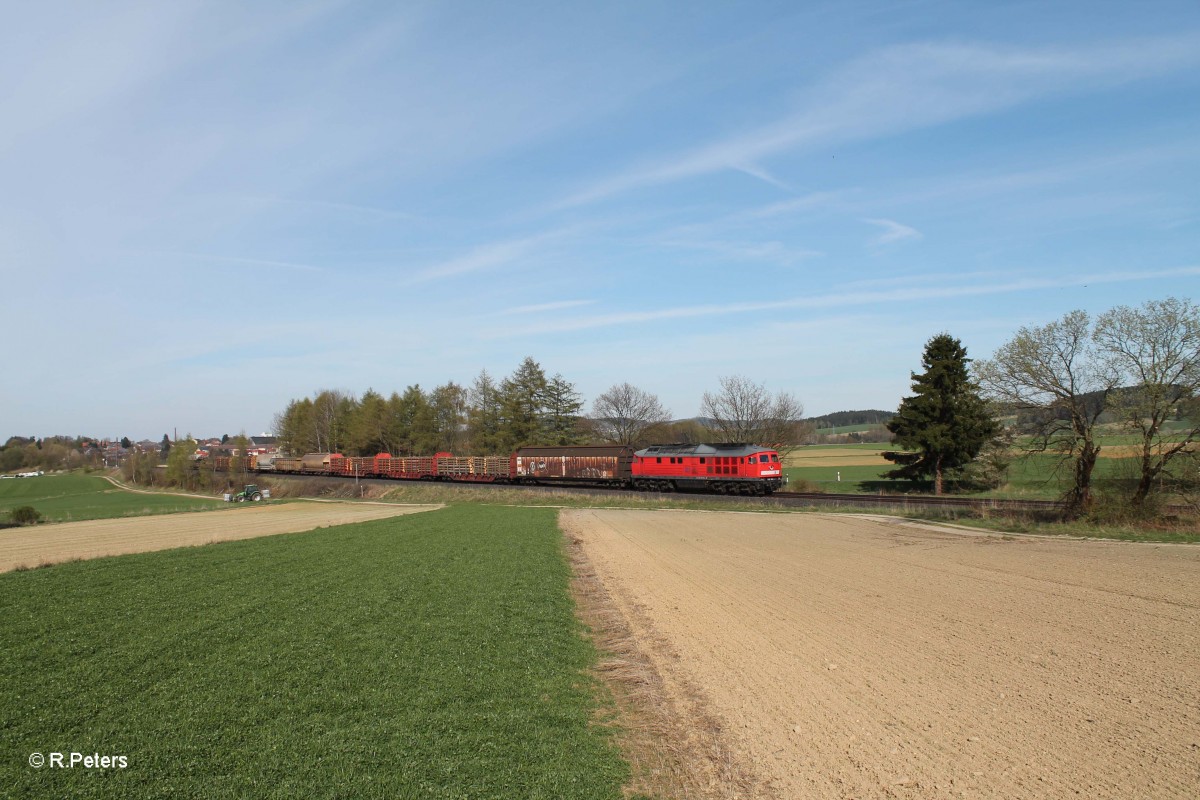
<box><xmin>2</xmin><ymin>0</ymin><xmax>1198</xmax><ymax>441</ymax></box>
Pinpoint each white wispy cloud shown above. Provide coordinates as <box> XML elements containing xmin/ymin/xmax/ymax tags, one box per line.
<box><xmin>643</xmin><ymin>190</ymin><xmax>850</xmax><ymax>246</ymax></box>
<box><xmin>404</xmin><ymin>231</ymin><xmax>567</xmax><ymax>285</ymax></box>
<box><xmin>731</xmin><ymin>161</ymin><xmax>792</xmax><ymax>190</ymax></box>
<box><xmin>242</xmin><ymin>195</ymin><xmax>420</xmax><ymax>222</ymax></box>
<box><xmin>738</xmin><ymin>191</ymin><xmax>854</xmax><ymax>220</ymax></box>
<box><xmin>152</xmin><ymin>251</ymin><xmax>325</xmax><ymax>273</ymax></box>
<box><xmin>0</xmin><ymin>3</ymin><xmax>197</xmax><ymax>152</ymax></box>
<box><xmin>491</xmin><ymin>265</ymin><xmax>1200</xmax><ymax>336</ymax></box>
<box><xmin>881</xmin><ymin>139</ymin><xmax>1200</xmax><ymax>209</ymax></box>
<box><xmin>863</xmin><ymin>217</ymin><xmax>922</xmax><ymax>245</ymax></box>
<box><xmin>558</xmin><ymin>33</ymin><xmax>1200</xmax><ymax>208</ymax></box>
<box><xmin>656</xmin><ymin>238</ymin><xmax>822</xmax><ymax>266</ymax></box>
<box><xmin>832</xmin><ymin>270</ymin><xmax>1016</xmax><ymax>291</ymax></box>
<box><xmin>497</xmin><ymin>300</ymin><xmax>594</xmax><ymax>315</ymax></box>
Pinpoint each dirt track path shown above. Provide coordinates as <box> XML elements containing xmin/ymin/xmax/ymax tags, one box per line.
<box><xmin>564</xmin><ymin>509</ymin><xmax>1200</xmax><ymax>799</ymax></box>
<box><xmin>0</xmin><ymin>502</ymin><xmax>441</xmax><ymax>572</ymax></box>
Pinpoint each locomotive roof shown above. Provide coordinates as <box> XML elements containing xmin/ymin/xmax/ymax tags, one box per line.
<box><xmin>635</xmin><ymin>443</ymin><xmax>773</xmax><ymax>457</ymax></box>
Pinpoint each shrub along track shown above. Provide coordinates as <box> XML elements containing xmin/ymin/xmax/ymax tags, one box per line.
<box><xmin>564</xmin><ymin>509</ymin><xmax>1200</xmax><ymax>799</ymax></box>
<box><xmin>0</xmin><ymin>501</ymin><xmax>441</xmax><ymax>572</ymax></box>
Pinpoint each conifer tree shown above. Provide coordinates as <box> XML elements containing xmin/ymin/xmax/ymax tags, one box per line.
<box><xmin>542</xmin><ymin>373</ymin><xmax>585</xmax><ymax>445</ymax></box>
<box><xmin>499</xmin><ymin>357</ymin><xmax>550</xmax><ymax>450</ymax></box>
<box><xmin>884</xmin><ymin>334</ymin><xmax>997</xmax><ymax>494</ymax></box>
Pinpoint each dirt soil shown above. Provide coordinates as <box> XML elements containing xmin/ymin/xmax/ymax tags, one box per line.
<box><xmin>563</xmin><ymin>509</ymin><xmax>1200</xmax><ymax>799</ymax></box>
<box><xmin>0</xmin><ymin>501</ymin><xmax>441</xmax><ymax>572</ymax></box>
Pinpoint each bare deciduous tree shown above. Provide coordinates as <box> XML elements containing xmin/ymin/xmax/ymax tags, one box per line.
<box><xmin>590</xmin><ymin>383</ymin><xmax>672</xmax><ymax>446</ymax></box>
<box><xmin>431</xmin><ymin>381</ymin><xmax>469</xmax><ymax>453</ymax></box>
<box><xmin>312</xmin><ymin>389</ymin><xmax>354</xmax><ymax>453</ymax></box>
<box><xmin>1094</xmin><ymin>297</ymin><xmax>1200</xmax><ymax>507</ymax></box>
<box><xmin>976</xmin><ymin>310</ymin><xmax>1119</xmax><ymax>517</ymax></box>
<box><xmin>273</xmin><ymin>398</ymin><xmax>315</xmax><ymax>455</ymax></box>
<box><xmin>467</xmin><ymin>370</ymin><xmax>503</xmax><ymax>454</ymax></box>
<box><xmin>700</xmin><ymin>376</ymin><xmax>806</xmax><ymax>453</ymax></box>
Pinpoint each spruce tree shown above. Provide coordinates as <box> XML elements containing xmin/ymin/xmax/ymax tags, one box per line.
<box><xmin>498</xmin><ymin>357</ymin><xmax>549</xmax><ymax>450</ymax></box>
<box><xmin>884</xmin><ymin>334</ymin><xmax>997</xmax><ymax>494</ymax></box>
<box><xmin>542</xmin><ymin>374</ymin><xmax>585</xmax><ymax>445</ymax></box>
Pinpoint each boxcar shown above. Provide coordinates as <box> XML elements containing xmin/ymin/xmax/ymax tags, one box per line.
<box><xmin>298</xmin><ymin>453</ymin><xmax>343</xmax><ymax>474</ymax></box>
<box><xmin>272</xmin><ymin>457</ymin><xmax>304</xmax><ymax>473</ymax></box>
<box><xmin>514</xmin><ymin>445</ymin><xmax>633</xmax><ymax>486</ymax></box>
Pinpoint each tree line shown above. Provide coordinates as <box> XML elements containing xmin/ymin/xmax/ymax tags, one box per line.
<box><xmin>1</xmin><ymin>436</ymin><xmax>105</xmax><ymax>473</ymax></box>
<box><xmin>884</xmin><ymin>297</ymin><xmax>1200</xmax><ymax>518</ymax></box>
<box><xmin>808</xmin><ymin>410</ymin><xmax>894</xmax><ymax>428</ymax></box>
<box><xmin>272</xmin><ymin>357</ymin><xmax>807</xmax><ymax>458</ymax></box>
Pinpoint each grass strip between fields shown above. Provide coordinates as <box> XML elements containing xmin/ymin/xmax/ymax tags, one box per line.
<box><xmin>0</xmin><ymin>505</ymin><xmax>628</xmax><ymax>799</ymax></box>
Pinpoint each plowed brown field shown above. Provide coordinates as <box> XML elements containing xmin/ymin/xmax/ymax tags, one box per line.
<box><xmin>0</xmin><ymin>501</ymin><xmax>441</xmax><ymax>572</ymax></box>
<box><xmin>564</xmin><ymin>509</ymin><xmax>1200</xmax><ymax>799</ymax></box>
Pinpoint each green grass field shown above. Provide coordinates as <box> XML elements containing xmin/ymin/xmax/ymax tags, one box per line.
<box><xmin>0</xmin><ymin>505</ymin><xmax>627</xmax><ymax>798</ymax></box>
<box><xmin>0</xmin><ymin>473</ymin><xmax>220</xmax><ymax>523</ymax></box>
<box><xmin>784</xmin><ymin>464</ymin><xmax>894</xmax><ymax>493</ymax></box>
<box><xmin>785</xmin><ymin>448</ymin><xmax>1183</xmax><ymax>498</ymax></box>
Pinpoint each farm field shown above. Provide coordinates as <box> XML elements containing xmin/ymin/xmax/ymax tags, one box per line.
<box><xmin>0</xmin><ymin>499</ymin><xmax>440</xmax><ymax>572</ymax></box>
<box><xmin>565</xmin><ymin>508</ymin><xmax>1200</xmax><ymax>798</ymax></box>
<box><xmin>0</xmin><ymin>505</ymin><xmax>627</xmax><ymax>798</ymax></box>
<box><xmin>0</xmin><ymin>473</ymin><xmax>221</xmax><ymax>522</ymax></box>
<box><xmin>784</xmin><ymin>443</ymin><xmax>1187</xmax><ymax>498</ymax></box>
<box><xmin>785</xmin><ymin>445</ymin><xmax>893</xmax><ymax>468</ymax></box>
<box><xmin>783</xmin><ymin>446</ymin><xmax>897</xmax><ymax>494</ymax></box>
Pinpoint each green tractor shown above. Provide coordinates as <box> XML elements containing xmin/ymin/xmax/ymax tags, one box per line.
<box><xmin>232</xmin><ymin>484</ymin><xmax>264</xmax><ymax>502</ymax></box>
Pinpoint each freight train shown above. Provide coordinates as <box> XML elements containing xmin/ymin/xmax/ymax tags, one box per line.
<box><xmin>215</xmin><ymin>443</ymin><xmax>786</xmax><ymax>495</ymax></box>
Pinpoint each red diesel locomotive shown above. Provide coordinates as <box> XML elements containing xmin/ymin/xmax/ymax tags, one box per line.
<box><xmin>249</xmin><ymin>442</ymin><xmax>785</xmax><ymax>495</ymax></box>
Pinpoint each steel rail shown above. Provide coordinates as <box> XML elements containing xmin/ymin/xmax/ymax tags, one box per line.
<box><xmin>255</xmin><ymin>471</ymin><xmax>1070</xmax><ymax>514</ymax></box>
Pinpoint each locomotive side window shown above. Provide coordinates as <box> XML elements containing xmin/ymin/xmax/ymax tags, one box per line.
<box><xmin>656</xmin><ymin>457</ymin><xmax>662</xmax><ymax>463</ymax></box>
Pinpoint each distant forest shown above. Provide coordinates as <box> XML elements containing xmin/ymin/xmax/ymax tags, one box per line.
<box><xmin>807</xmin><ymin>410</ymin><xmax>894</xmax><ymax>429</ymax></box>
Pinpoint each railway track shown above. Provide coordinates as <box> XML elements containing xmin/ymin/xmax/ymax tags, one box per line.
<box><xmin>260</xmin><ymin>472</ymin><xmax>1067</xmax><ymax>515</ymax></box>
<box><xmin>772</xmin><ymin>491</ymin><xmax>1063</xmax><ymax>513</ymax></box>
